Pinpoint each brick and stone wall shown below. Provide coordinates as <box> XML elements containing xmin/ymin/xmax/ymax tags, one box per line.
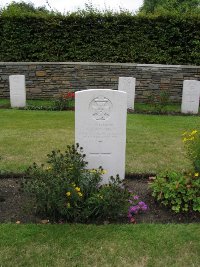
<box><xmin>0</xmin><ymin>62</ymin><xmax>200</xmax><ymax>103</ymax></box>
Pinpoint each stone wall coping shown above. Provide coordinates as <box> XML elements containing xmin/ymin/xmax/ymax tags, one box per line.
<box><xmin>0</xmin><ymin>62</ymin><xmax>200</xmax><ymax>69</ymax></box>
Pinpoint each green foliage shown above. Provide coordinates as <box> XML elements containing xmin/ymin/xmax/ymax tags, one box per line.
<box><xmin>21</xmin><ymin>144</ymin><xmax>130</xmax><ymax>222</ymax></box>
<box><xmin>140</xmin><ymin>0</ymin><xmax>200</xmax><ymax>15</ymax></box>
<box><xmin>147</xmin><ymin>90</ymin><xmax>170</xmax><ymax>113</ymax></box>
<box><xmin>53</xmin><ymin>92</ymin><xmax>75</xmax><ymax>111</ymax></box>
<box><xmin>0</xmin><ymin>1</ymin><xmax>59</xmax><ymax>16</ymax></box>
<box><xmin>149</xmin><ymin>172</ymin><xmax>200</xmax><ymax>213</ymax></box>
<box><xmin>183</xmin><ymin>130</ymin><xmax>200</xmax><ymax>173</ymax></box>
<box><xmin>0</xmin><ymin>10</ymin><xmax>199</xmax><ymax>64</ymax></box>
<box><xmin>25</xmin><ymin>92</ymin><xmax>75</xmax><ymax>111</ymax></box>
<box><xmin>83</xmin><ymin>176</ymin><xmax>129</xmax><ymax>220</ymax></box>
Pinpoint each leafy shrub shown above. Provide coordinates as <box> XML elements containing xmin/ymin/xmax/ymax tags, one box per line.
<box><xmin>53</xmin><ymin>92</ymin><xmax>75</xmax><ymax>111</ymax></box>
<box><xmin>149</xmin><ymin>172</ymin><xmax>200</xmax><ymax>213</ymax></box>
<box><xmin>83</xmin><ymin>175</ymin><xmax>129</xmax><ymax>221</ymax></box>
<box><xmin>0</xmin><ymin>13</ymin><xmax>199</xmax><ymax>64</ymax></box>
<box><xmin>147</xmin><ymin>90</ymin><xmax>170</xmax><ymax>113</ymax></box>
<box><xmin>21</xmin><ymin>144</ymin><xmax>130</xmax><ymax>222</ymax></box>
<box><xmin>182</xmin><ymin>130</ymin><xmax>200</xmax><ymax>173</ymax></box>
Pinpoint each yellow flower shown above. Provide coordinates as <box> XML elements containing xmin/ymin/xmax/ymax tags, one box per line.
<box><xmin>71</xmin><ymin>183</ymin><xmax>76</xmax><ymax>187</ymax></box>
<box><xmin>78</xmin><ymin>192</ymin><xmax>83</xmax><ymax>197</ymax></box>
<box><xmin>90</xmin><ymin>169</ymin><xmax>97</xmax><ymax>173</ymax></box>
<box><xmin>46</xmin><ymin>166</ymin><xmax>52</xmax><ymax>171</ymax></box>
<box><xmin>182</xmin><ymin>132</ymin><xmax>187</xmax><ymax>136</ymax></box>
<box><xmin>66</xmin><ymin>191</ymin><xmax>71</xmax><ymax>197</ymax></box>
<box><xmin>191</xmin><ymin>130</ymin><xmax>197</xmax><ymax>135</ymax></box>
<box><xmin>75</xmin><ymin>187</ymin><xmax>80</xmax><ymax>192</ymax></box>
<box><xmin>101</xmin><ymin>169</ymin><xmax>107</xmax><ymax>174</ymax></box>
<box><xmin>194</xmin><ymin>173</ymin><xmax>199</xmax><ymax>177</ymax></box>
<box><xmin>182</xmin><ymin>137</ymin><xmax>187</xmax><ymax>142</ymax></box>
<box><xmin>66</xmin><ymin>203</ymin><xmax>71</xmax><ymax>208</ymax></box>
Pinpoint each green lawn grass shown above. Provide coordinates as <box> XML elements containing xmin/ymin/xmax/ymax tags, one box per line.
<box><xmin>0</xmin><ymin>109</ymin><xmax>199</xmax><ymax>173</ymax></box>
<box><xmin>135</xmin><ymin>103</ymin><xmax>181</xmax><ymax>113</ymax></box>
<box><xmin>0</xmin><ymin>224</ymin><xmax>199</xmax><ymax>267</ymax></box>
<box><xmin>0</xmin><ymin>109</ymin><xmax>199</xmax><ymax>267</ymax></box>
<box><xmin>0</xmin><ymin>98</ymin><xmax>53</xmax><ymax>108</ymax></box>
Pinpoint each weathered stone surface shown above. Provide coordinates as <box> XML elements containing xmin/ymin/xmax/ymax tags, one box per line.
<box><xmin>181</xmin><ymin>80</ymin><xmax>200</xmax><ymax>114</ymax></box>
<box><xmin>29</xmin><ymin>88</ymin><xmax>42</xmax><ymax>93</ymax></box>
<box><xmin>161</xmin><ymin>78</ymin><xmax>171</xmax><ymax>83</ymax></box>
<box><xmin>118</xmin><ymin>77</ymin><xmax>136</xmax><ymax>110</ymax></box>
<box><xmin>0</xmin><ymin>63</ymin><xmax>200</xmax><ymax>102</ymax></box>
<box><xmin>36</xmin><ymin>71</ymin><xmax>46</xmax><ymax>77</ymax></box>
<box><xmin>75</xmin><ymin>89</ymin><xmax>127</xmax><ymax>184</ymax></box>
<box><xmin>9</xmin><ymin>75</ymin><xmax>26</xmax><ymax>108</ymax></box>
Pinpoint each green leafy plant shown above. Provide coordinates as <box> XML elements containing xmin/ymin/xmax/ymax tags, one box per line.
<box><xmin>53</xmin><ymin>92</ymin><xmax>75</xmax><ymax>111</ymax></box>
<box><xmin>147</xmin><ymin>90</ymin><xmax>170</xmax><ymax>113</ymax></box>
<box><xmin>0</xmin><ymin>11</ymin><xmax>200</xmax><ymax>64</ymax></box>
<box><xmin>25</xmin><ymin>105</ymin><xmax>54</xmax><ymax>111</ymax></box>
<box><xmin>149</xmin><ymin>172</ymin><xmax>200</xmax><ymax>213</ymax></box>
<box><xmin>21</xmin><ymin>144</ymin><xmax>130</xmax><ymax>222</ymax></box>
<box><xmin>183</xmin><ymin>130</ymin><xmax>200</xmax><ymax>173</ymax></box>
<box><xmin>83</xmin><ymin>175</ymin><xmax>130</xmax><ymax>221</ymax></box>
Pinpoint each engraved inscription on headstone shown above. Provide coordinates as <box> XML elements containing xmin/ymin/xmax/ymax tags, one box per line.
<box><xmin>75</xmin><ymin>89</ymin><xmax>127</xmax><ymax>184</ymax></box>
<box><xmin>181</xmin><ymin>80</ymin><xmax>200</xmax><ymax>114</ymax></box>
<box><xmin>118</xmin><ymin>77</ymin><xmax>136</xmax><ymax>110</ymax></box>
<box><xmin>9</xmin><ymin>75</ymin><xmax>26</xmax><ymax>108</ymax></box>
<box><xmin>89</xmin><ymin>96</ymin><xmax>113</xmax><ymax>120</ymax></box>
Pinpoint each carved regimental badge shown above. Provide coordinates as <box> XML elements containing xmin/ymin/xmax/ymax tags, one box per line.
<box><xmin>89</xmin><ymin>95</ymin><xmax>113</xmax><ymax>120</ymax></box>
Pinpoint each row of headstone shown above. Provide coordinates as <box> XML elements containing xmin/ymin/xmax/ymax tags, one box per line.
<box><xmin>118</xmin><ymin>78</ymin><xmax>200</xmax><ymax>114</ymax></box>
<box><xmin>7</xmin><ymin>75</ymin><xmax>200</xmax><ymax>184</ymax></box>
<box><xmin>8</xmin><ymin>75</ymin><xmax>200</xmax><ymax>114</ymax></box>
<box><xmin>75</xmin><ymin>80</ymin><xmax>200</xmax><ymax>184</ymax></box>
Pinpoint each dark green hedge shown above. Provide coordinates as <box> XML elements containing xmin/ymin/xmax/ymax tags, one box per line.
<box><xmin>0</xmin><ymin>13</ymin><xmax>200</xmax><ymax>64</ymax></box>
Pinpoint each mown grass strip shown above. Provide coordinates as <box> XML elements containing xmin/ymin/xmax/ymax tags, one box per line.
<box><xmin>0</xmin><ymin>109</ymin><xmax>199</xmax><ymax>173</ymax></box>
<box><xmin>0</xmin><ymin>224</ymin><xmax>199</xmax><ymax>267</ymax></box>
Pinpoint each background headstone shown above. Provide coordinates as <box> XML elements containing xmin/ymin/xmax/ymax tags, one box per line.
<box><xmin>75</xmin><ymin>89</ymin><xmax>127</xmax><ymax>184</ymax></box>
<box><xmin>9</xmin><ymin>75</ymin><xmax>26</xmax><ymax>108</ymax></box>
<box><xmin>181</xmin><ymin>80</ymin><xmax>200</xmax><ymax>114</ymax></box>
<box><xmin>118</xmin><ymin>77</ymin><xmax>136</xmax><ymax>110</ymax></box>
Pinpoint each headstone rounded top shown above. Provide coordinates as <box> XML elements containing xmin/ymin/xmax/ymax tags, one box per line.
<box><xmin>184</xmin><ymin>80</ymin><xmax>200</xmax><ymax>84</ymax></box>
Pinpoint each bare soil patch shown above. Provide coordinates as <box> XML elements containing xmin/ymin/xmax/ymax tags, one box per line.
<box><xmin>0</xmin><ymin>176</ymin><xmax>199</xmax><ymax>224</ymax></box>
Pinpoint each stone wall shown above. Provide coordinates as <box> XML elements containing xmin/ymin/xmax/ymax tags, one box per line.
<box><xmin>0</xmin><ymin>62</ymin><xmax>200</xmax><ymax>103</ymax></box>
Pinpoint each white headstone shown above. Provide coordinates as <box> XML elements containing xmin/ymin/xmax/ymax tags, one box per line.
<box><xmin>75</xmin><ymin>89</ymin><xmax>127</xmax><ymax>184</ymax></box>
<box><xmin>118</xmin><ymin>77</ymin><xmax>136</xmax><ymax>110</ymax></box>
<box><xmin>9</xmin><ymin>75</ymin><xmax>26</xmax><ymax>108</ymax></box>
<box><xmin>181</xmin><ymin>80</ymin><xmax>200</xmax><ymax>114</ymax></box>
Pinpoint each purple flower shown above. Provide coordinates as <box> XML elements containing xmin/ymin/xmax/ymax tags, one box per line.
<box><xmin>129</xmin><ymin>205</ymin><xmax>140</xmax><ymax>214</ymax></box>
<box><xmin>138</xmin><ymin>201</ymin><xmax>148</xmax><ymax>211</ymax></box>
<box><xmin>141</xmin><ymin>204</ymin><xmax>148</xmax><ymax>211</ymax></box>
<box><xmin>127</xmin><ymin>199</ymin><xmax>148</xmax><ymax>222</ymax></box>
<box><xmin>138</xmin><ymin>201</ymin><xmax>146</xmax><ymax>207</ymax></box>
